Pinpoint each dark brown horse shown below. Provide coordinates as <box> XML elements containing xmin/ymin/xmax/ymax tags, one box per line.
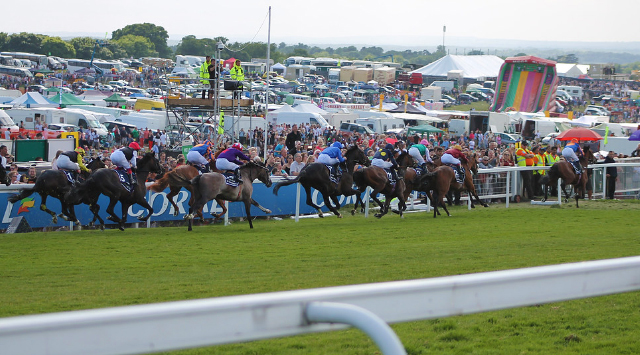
<box><xmin>415</xmin><ymin>153</ymin><xmax>487</xmax><ymax>218</ymax></box>
<box><xmin>352</xmin><ymin>156</ymin><xmax>407</xmax><ymax>218</ymax></box>
<box><xmin>272</xmin><ymin>145</ymin><xmax>370</xmax><ymax>218</ymax></box>
<box><xmin>541</xmin><ymin>145</ymin><xmax>596</xmax><ymax>208</ymax></box>
<box><xmin>429</xmin><ymin>153</ymin><xmax>488</xmax><ymax>209</ymax></box>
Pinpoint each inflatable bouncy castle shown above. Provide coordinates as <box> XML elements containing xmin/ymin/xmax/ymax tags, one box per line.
<box><xmin>490</xmin><ymin>56</ymin><xmax>559</xmax><ymax>113</ymax></box>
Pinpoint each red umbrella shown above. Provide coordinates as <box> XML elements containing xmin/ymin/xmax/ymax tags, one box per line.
<box><xmin>385</xmin><ymin>137</ymin><xmax>398</xmax><ymax>144</ymax></box>
<box><xmin>555</xmin><ymin>127</ymin><xmax>603</xmax><ymax>142</ymax></box>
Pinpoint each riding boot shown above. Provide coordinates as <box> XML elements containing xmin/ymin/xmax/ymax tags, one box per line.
<box><xmin>390</xmin><ymin>168</ymin><xmax>398</xmax><ymax>182</ymax></box>
<box><xmin>234</xmin><ymin>169</ymin><xmax>243</xmax><ymax>184</ymax></box>
<box><xmin>204</xmin><ymin>163</ymin><xmax>211</xmax><ymax>173</ymax></box>
<box><xmin>572</xmin><ymin>161</ymin><xmax>582</xmax><ymax>175</ymax></box>
<box><xmin>333</xmin><ymin>164</ymin><xmax>341</xmax><ymax>180</ymax></box>
<box><xmin>421</xmin><ymin>163</ymin><xmax>427</xmax><ymax>172</ymax></box>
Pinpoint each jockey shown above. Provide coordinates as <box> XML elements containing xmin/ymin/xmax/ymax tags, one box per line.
<box><xmin>372</xmin><ymin>143</ymin><xmax>399</xmax><ymax>185</ymax></box>
<box><xmin>441</xmin><ymin>144</ymin><xmax>466</xmax><ymax>182</ymax></box>
<box><xmin>408</xmin><ymin>139</ymin><xmax>434</xmax><ymax>171</ymax></box>
<box><xmin>215</xmin><ymin>142</ymin><xmax>250</xmax><ymax>184</ymax></box>
<box><xmin>187</xmin><ymin>139</ymin><xmax>214</xmax><ymax>173</ymax></box>
<box><xmin>317</xmin><ymin>141</ymin><xmax>345</xmax><ymax>180</ymax></box>
<box><xmin>562</xmin><ymin>138</ymin><xmax>583</xmax><ymax>175</ymax></box>
<box><xmin>57</xmin><ymin>147</ymin><xmax>90</xmax><ymax>181</ymax></box>
<box><xmin>111</xmin><ymin>142</ymin><xmax>140</xmax><ymax>174</ymax></box>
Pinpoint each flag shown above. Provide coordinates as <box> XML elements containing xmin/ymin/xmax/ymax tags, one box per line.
<box><xmin>218</xmin><ymin>111</ymin><xmax>225</xmax><ymax>135</ymax></box>
<box><xmin>604</xmin><ymin>126</ymin><xmax>609</xmax><ymax>144</ymax></box>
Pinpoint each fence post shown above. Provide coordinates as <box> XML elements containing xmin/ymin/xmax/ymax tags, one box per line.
<box><xmin>505</xmin><ymin>170</ymin><xmax>510</xmax><ymax>209</ymax></box>
<box><xmin>602</xmin><ymin>166</ymin><xmax>607</xmax><ymax>199</ymax></box>
<box><xmin>557</xmin><ymin>178</ymin><xmax>562</xmax><ymax>205</ymax></box>
<box><xmin>295</xmin><ymin>183</ymin><xmax>300</xmax><ymax>222</ymax></box>
<box><xmin>224</xmin><ymin>201</ymin><xmax>229</xmax><ymax>226</ymax></box>
<box><xmin>364</xmin><ymin>187</ymin><xmax>370</xmax><ymax>218</ymax></box>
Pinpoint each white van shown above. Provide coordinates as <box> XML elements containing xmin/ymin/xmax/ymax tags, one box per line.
<box><xmin>7</xmin><ymin>108</ymin><xmax>66</xmax><ymax>130</ymax></box>
<box><xmin>429</xmin><ymin>81</ymin><xmax>455</xmax><ymax>93</ymax></box>
<box><xmin>355</xmin><ymin>117</ymin><xmax>405</xmax><ymax>134</ymax></box>
<box><xmin>271</xmin><ymin>112</ymin><xmax>331</xmax><ymax>128</ymax></box>
<box><xmin>60</xmin><ymin>108</ymin><xmax>109</xmax><ymax>137</ymax></box>
<box><xmin>557</xmin><ymin>85</ymin><xmax>583</xmax><ymax>99</ymax></box>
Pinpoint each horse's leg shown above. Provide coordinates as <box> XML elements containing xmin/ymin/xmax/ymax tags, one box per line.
<box><xmin>446</xmin><ymin>190</ymin><xmax>454</xmax><ymax>206</ymax></box>
<box><xmin>89</xmin><ymin>202</ymin><xmax>105</xmax><ymax>230</ymax></box>
<box><xmin>136</xmin><ymin>197</ymin><xmax>154</xmax><ymax>222</ymax></box>
<box><xmin>323</xmin><ymin>194</ymin><xmax>342</xmax><ymax>218</ymax></box>
<box><xmin>39</xmin><ymin>194</ymin><xmax>59</xmax><ymax>224</ymax></box>
<box><xmin>375</xmin><ymin>196</ymin><xmax>391</xmax><ymax>219</ymax></box>
<box><xmin>61</xmin><ymin>202</ymin><xmax>80</xmax><ymax>225</ymax></box>
<box><xmin>251</xmin><ymin>198</ymin><xmax>271</xmax><ymax>214</ymax></box>
<box><xmin>469</xmin><ymin>184</ymin><xmax>488</xmax><ymax>208</ymax></box>
<box><xmin>244</xmin><ymin>199</ymin><xmax>254</xmax><ymax>228</ymax></box>
<box><xmin>212</xmin><ymin>198</ymin><xmax>227</xmax><ymax>220</ymax></box>
<box><xmin>167</xmin><ymin>186</ymin><xmax>181</xmax><ymax>216</ymax></box>
<box><xmin>118</xmin><ymin>202</ymin><xmax>130</xmax><ymax>231</ymax></box>
<box><xmin>106</xmin><ymin>197</ymin><xmax>121</xmax><ymax>223</ymax></box>
<box><xmin>303</xmin><ymin>185</ymin><xmax>324</xmax><ymax>217</ymax></box>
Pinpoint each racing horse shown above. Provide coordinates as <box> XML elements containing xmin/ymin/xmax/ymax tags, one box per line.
<box><xmin>541</xmin><ymin>145</ymin><xmax>596</xmax><ymax>208</ymax></box>
<box><xmin>416</xmin><ymin>153</ymin><xmax>487</xmax><ymax>218</ymax></box>
<box><xmin>65</xmin><ymin>152</ymin><xmax>163</xmax><ymax>231</ymax></box>
<box><xmin>8</xmin><ymin>158</ymin><xmax>105</xmax><ymax>225</ymax></box>
<box><xmin>272</xmin><ymin>145</ymin><xmax>370</xmax><ymax>218</ymax></box>
<box><xmin>429</xmin><ymin>152</ymin><xmax>488</xmax><ymax>209</ymax></box>
<box><xmin>352</xmin><ymin>155</ymin><xmax>407</xmax><ymax>219</ymax></box>
<box><xmin>185</xmin><ymin>161</ymin><xmax>272</xmax><ymax>231</ymax></box>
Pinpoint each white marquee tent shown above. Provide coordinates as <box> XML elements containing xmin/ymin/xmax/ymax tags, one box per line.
<box><xmin>410</xmin><ymin>55</ymin><xmax>505</xmax><ymax>80</ymax></box>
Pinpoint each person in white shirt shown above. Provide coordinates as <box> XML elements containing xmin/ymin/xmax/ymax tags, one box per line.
<box><xmin>289</xmin><ymin>153</ymin><xmax>306</xmax><ymax>176</ymax></box>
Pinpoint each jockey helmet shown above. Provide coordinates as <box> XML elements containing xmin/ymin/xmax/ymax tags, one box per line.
<box><xmin>420</xmin><ymin>139</ymin><xmax>429</xmax><ymax>146</ymax></box>
<box><xmin>128</xmin><ymin>142</ymin><xmax>141</xmax><ymax>150</ymax></box>
<box><xmin>453</xmin><ymin>144</ymin><xmax>462</xmax><ymax>151</ymax></box>
<box><xmin>570</xmin><ymin>138</ymin><xmax>579</xmax><ymax>144</ymax></box>
<box><xmin>232</xmin><ymin>142</ymin><xmax>243</xmax><ymax>150</ymax></box>
<box><xmin>385</xmin><ymin>143</ymin><xmax>394</xmax><ymax>151</ymax></box>
<box><xmin>331</xmin><ymin>141</ymin><xmax>343</xmax><ymax>149</ymax></box>
<box><xmin>75</xmin><ymin>147</ymin><xmax>85</xmax><ymax>155</ymax></box>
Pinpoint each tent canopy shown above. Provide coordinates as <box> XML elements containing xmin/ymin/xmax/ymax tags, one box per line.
<box><xmin>103</xmin><ymin>93</ymin><xmax>127</xmax><ymax>103</ymax></box>
<box><xmin>411</xmin><ymin>55</ymin><xmax>504</xmax><ymax>79</ymax></box>
<box><xmin>9</xmin><ymin>92</ymin><xmax>56</xmax><ymax>107</ymax></box>
<box><xmin>50</xmin><ymin>93</ymin><xmax>92</xmax><ymax>107</ymax></box>
<box><xmin>407</xmin><ymin>124</ymin><xmax>445</xmax><ymax>135</ymax></box>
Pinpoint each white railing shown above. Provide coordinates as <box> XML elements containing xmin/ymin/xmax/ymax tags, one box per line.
<box><xmin>1</xmin><ymin>256</ymin><xmax>640</xmax><ymax>355</ymax></box>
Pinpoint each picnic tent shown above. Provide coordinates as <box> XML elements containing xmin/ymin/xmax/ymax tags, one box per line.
<box><xmin>103</xmin><ymin>93</ymin><xmax>127</xmax><ymax>104</ymax></box>
<box><xmin>49</xmin><ymin>93</ymin><xmax>92</xmax><ymax>108</ymax></box>
<box><xmin>9</xmin><ymin>92</ymin><xmax>56</xmax><ymax>108</ymax></box>
<box><xmin>410</xmin><ymin>55</ymin><xmax>504</xmax><ymax>80</ymax></box>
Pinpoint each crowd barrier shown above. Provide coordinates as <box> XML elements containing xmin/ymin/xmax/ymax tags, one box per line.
<box><xmin>1</xmin><ymin>161</ymin><xmax>639</xmax><ymax>230</ymax></box>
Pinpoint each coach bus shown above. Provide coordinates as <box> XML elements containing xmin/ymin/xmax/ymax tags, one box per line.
<box><xmin>0</xmin><ymin>65</ymin><xmax>34</xmax><ymax>78</ymax></box>
<box><xmin>66</xmin><ymin>59</ymin><xmax>125</xmax><ymax>75</ymax></box>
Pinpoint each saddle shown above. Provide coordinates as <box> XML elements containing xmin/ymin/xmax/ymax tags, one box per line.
<box><xmin>446</xmin><ymin>164</ymin><xmax>465</xmax><ymax>184</ymax></box>
<box><xmin>115</xmin><ymin>168</ymin><xmax>136</xmax><ymax>193</ymax></box>
<box><xmin>326</xmin><ymin>165</ymin><xmax>342</xmax><ymax>184</ymax></box>
<box><xmin>383</xmin><ymin>168</ymin><xmax>396</xmax><ymax>184</ymax></box>
<box><xmin>221</xmin><ymin>171</ymin><xmax>241</xmax><ymax>187</ymax></box>
<box><xmin>60</xmin><ymin>169</ymin><xmax>76</xmax><ymax>184</ymax></box>
<box><xmin>570</xmin><ymin>161</ymin><xmax>582</xmax><ymax>175</ymax></box>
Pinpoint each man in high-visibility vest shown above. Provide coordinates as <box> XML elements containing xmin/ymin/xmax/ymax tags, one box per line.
<box><xmin>545</xmin><ymin>146</ymin><xmax>560</xmax><ymax>195</ymax></box>
<box><xmin>533</xmin><ymin>145</ymin><xmax>546</xmax><ymax>196</ymax></box>
<box><xmin>516</xmin><ymin>140</ymin><xmax>535</xmax><ymax>200</ymax></box>
<box><xmin>229</xmin><ymin>59</ymin><xmax>244</xmax><ymax>99</ymax></box>
<box><xmin>200</xmin><ymin>56</ymin><xmax>212</xmax><ymax>99</ymax></box>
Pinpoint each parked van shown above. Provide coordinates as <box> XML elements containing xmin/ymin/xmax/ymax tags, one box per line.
<box><xmin>338</xmin><ymin>122</ymin><xmax>374</xmax><ymax>137</ymax></box>
<box><xmin>0</xmin><ymin>110</ymin><xmax>19</xmax><ymax>137</ymax></box>
<box><xmin>7</xmin><ymin>108</ymin><xmax>66</xmax><ymax>130</ymax></box>
<box><xmin>270</xmin><ymin>112</ymin><xmax>331</xmax><ymax>128</ymax></box>
<box><xmin>115</xmin><ymin>111</ymin><xmax>168</xmax><ymax>131</ymax></box>
<box><xmin>448</xmin><ymin>119</ymin><xmax>469</xmax><ymax>138</ymax></box>
<box><xmin>285</xmin><ymin>94</ymin><xmax>312</xmax><ymax>105</ymax></box>
<box><xmin>61</xmin><ymin>108</ymin><xmax>109</xmax><ymax>137</ymax></box>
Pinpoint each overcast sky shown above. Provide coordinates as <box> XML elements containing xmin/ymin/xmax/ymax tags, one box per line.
<box><xmin>2</xmin><ymin>0</ymin><xmax>639</xmax><ymax>48</ymax></box>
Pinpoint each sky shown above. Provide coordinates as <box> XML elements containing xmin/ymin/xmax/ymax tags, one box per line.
<box><xmin>2</xmin><ymin>0</ymin><xmax>639</xmax><ymax>49</ymax></box>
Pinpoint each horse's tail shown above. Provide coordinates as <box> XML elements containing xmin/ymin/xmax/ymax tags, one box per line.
<box><xmin>272</xmin><ymin>176</ymin><xmax>301</xmax><ymax>196</ymax></box>
<box><xmin>352</xmin><ymin>170</ymin><xmax>365</xmax><ymax>189</ymax></box>
<box><xmin>8</xmin><ymin>188</ymin><xmax>35</xmax><ymax>204</ymax></box>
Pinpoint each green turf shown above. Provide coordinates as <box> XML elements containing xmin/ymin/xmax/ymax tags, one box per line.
<box><xmin>1</xmin><ymin>200</ymin><xmax>640</xmax><ymax>354</ymax></box>
<box><xmin>447</xmin><ymin>101</ymin><xmax>490</xmax><ymax>112</ymax></box>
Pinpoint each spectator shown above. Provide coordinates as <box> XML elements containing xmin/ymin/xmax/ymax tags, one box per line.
<box><xmin>20</xmin><ymin>165</ymin><xmax>38</xmax><ymax>184</ymax></box>
<box><xmin>604</xmin><ymin>150</ymin><xmax>617</xmax><ymax>199</ymax></box>
<box><xmin>289</xmin><ymin>153</ymin><xmax>305</xmax><ymax>176</ymax></box>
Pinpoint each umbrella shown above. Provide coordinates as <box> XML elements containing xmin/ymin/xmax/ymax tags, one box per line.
<box><xmin>385</xmin><ymin>137</ymin><xmax>397</xmax><ymax>144</ymax></box>
<box><xmin>628</xmin><ymin>130</ymin><xmax>640</xmax><ymax>141</ymax></box>
<box><xmin>555</xmin><ymin>127</ymin><xmax>603</xmax><ymax>142</ymax></box>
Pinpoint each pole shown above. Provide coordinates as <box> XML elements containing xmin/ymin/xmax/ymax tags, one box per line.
<box><xmin>264</xmin><ymin>6</ymin><xmax>271</xmax><ymax>163</ymax></box>
<box><xmin>295</xmin><ymin>182</ymin><xmax>300</xmax><ymax>222</ymax></box>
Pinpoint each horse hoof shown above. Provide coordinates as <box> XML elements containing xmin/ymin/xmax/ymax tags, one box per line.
<box><xmin>483</xmin><ymin>204</ymin><xmax>489</xmax><ymax>208</ymax></box>
<box><xmin>107</xmin><ymin>216</ymin><xmax>115</xmax><ymax>222</ymax></box>
<box><xmin>337</xmin><ymin>214</ymin><xmax>343</xmax><ymax>219</ymax></box>
<box><xmin>541</xmin><ymin>198</ymin><xmax>546</xmax><ymax>202</ymax></box>
<box><xmin>173</xmin><ymin>211</ymin><xmax>179</xmax><ymax>217</ymax></box>
<box><xmin>265</xmin><ymin>209</ymin><xmax>272</xmax><ymax>214</ymax></box>
<box><xmin>52</xmin><ymin>217</ymin><xmax>58</xmax><ymax>224</ymax></box>
<box><xmin>351</xmin><ymin>210</ymin><xmax>356</xmax><ymax>216</ymax></box>
<box><xmin>100</xmin><ymin>225</ymin><xmax>105</xmax><ymax>231</ymax></box>
<box><xmin>74</xmin><ymin>220</ymin><xmax>80</xmax><ymax>225</ymax></box>
<box><xmin>137</xmin><ymin>216</ymin><xmax>145</xmax><ymax>221</ymax></box>
<box><xmin>118</xmin><ymin>226</ymin><xmax>125</xmax><ymax>231</ymax></box>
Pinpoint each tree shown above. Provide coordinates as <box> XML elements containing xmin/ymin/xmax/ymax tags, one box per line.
<box><xmin>515</xmin><ymin>52</ymin><xmax>527</xmax><ymax>57</ymax></box>
<box><xmin>7</xmin><ymin>32</ymin><xmax>43</xmax><ymax>53</ymax></box>
<box><xmin>175</xmin><ymin>35</ymin><xmax>202</xmax><ymax>56</ymax></box>
<box><xmin>112</xmin><ymin>23</ymin><xmax>171</xmax><ymax>58</ymax></box>
<box><xmin>291</xmin><ymin>48</ymin><xmax>309</xmax><ymax>57</ymax></box>
<box><xmin>213</xmin><ymin>37</ymin><xmax>228</xmax><ymax>45</ymax></box>
<box><xmin>41</xmin><ymin>37</ymin><xmax>76</xmax><ymax>58</ymax></box>
<box><xmin>555</xmin><ymin>54</ymin><xmax>579</xmax><ymax>63</ymax></box>
<box><xmin>0</xmin><ymin>32</ymin><xmax>8</xmax><ymax>52</ymax></box>
<box><xmin>113</xmin><ymin>35</ymin><xmax>157</xmax><ymax>58</ymax></box>
<box><xmin>69</xmin><ymin>37</ymin><xmax>96</xmax><ymax>60</ymax></box>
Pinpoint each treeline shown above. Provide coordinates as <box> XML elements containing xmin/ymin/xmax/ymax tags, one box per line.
<box><xmin>1</xmin><ymin>22</ymin><xmax>638</xmax><ymax>78</ymax></box>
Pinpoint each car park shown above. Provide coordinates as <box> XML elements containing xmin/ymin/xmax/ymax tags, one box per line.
<box><xmin>495</xmin><ymin>132</ymin><xmax>520</xmax><ymax>144</ymax></box>
<box><xmin>458</xmin><ymin>93</ymin><xmax>478</xmax><ymax>102</ymax></box>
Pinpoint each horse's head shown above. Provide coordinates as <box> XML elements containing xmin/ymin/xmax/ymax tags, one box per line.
<box><xmin>396</xmin><ymin>151</ymin><xmax>413</xmax><ymax>169</ymax></box>
<box><xmin>244</xmin><ymin>161</ymin><xmax>272</xmax><ymax>188</ymax></box>
<box><xmin>465</xmin><ymin>153</ymin><xmax>479</xmax><ymax>175</ymax></box>
<box><xmin>64</xmin><ymin>181</ymin><xmax>88</xmax><ymax>205</ymax></box>
<box><xmin>138</xmin><ymin>152</ymin><xmax>164</xmax><ymax>174</ymax></box>
<box><xmin>582</xmin><ymin>146</ymin><xmax>597</xmax><ymax>165</ymax></box>
<box><xmin>345</xmin><ymin>145</ymin><xmax>370</xmax><ymax>167</ymax></box>
<box><xmin>87</xmin><ymin>157</ymin><xmax>106</xmax><ymax>171</ymax></box>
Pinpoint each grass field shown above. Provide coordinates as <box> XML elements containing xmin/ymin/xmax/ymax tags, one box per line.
<box><xmin>2</xmin><ymin>200</ymin><xmax>640</xmax><ymax>354</ymax></box>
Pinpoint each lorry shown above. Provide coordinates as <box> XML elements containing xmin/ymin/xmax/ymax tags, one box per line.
<box><xmin>353</xmin><ymin>68</ymin><xmax>373</xmax><ymax>83</ymax></box>
<box><xmin>448</xmin><ymin>119</ymin><xmax>470</xmax><ymax>138</ymax></box>
<box><xmin>520</xmin><ymin>118</ymin><xmax>559</xmax><ymax>141</ymax></box>
<box><xmin>267</xmin><ymin>111</ymin><xmax>332</xmax><ymax>129</ymax></box>
<box><xmin>328</xmin><ymin>68</ymin><xmax>341</xmax><ymax>85</ymax></box>
<box><xmin>469</xmin><ymin>111</ymin><xmax>510</xmax><ymax>134</ymax></box>
<box><xmin>373</xmin><ymin>67</ymin><xmax>395</xmax><ymax>86</ymax></box>
<box><xmin>429</xmin><ymin>80</ymin><xmax>455</xmax><ymax>93</ymax></box>
<box><xmin>421</xmin><ymin>86</ymin><xmax>442</xmax><ymax>101</ymax></box>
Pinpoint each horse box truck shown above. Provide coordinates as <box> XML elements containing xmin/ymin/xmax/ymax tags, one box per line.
<box><xmin>7</xmin><ymin>108</ymin><xmax>109</xmax><ymax>137</ymax></box>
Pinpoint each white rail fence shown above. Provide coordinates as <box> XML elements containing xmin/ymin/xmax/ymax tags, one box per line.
<box><xmin>1</xmin><ymin>256</ymin><xmax>640</xmax><ymax>355</ymax></box>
